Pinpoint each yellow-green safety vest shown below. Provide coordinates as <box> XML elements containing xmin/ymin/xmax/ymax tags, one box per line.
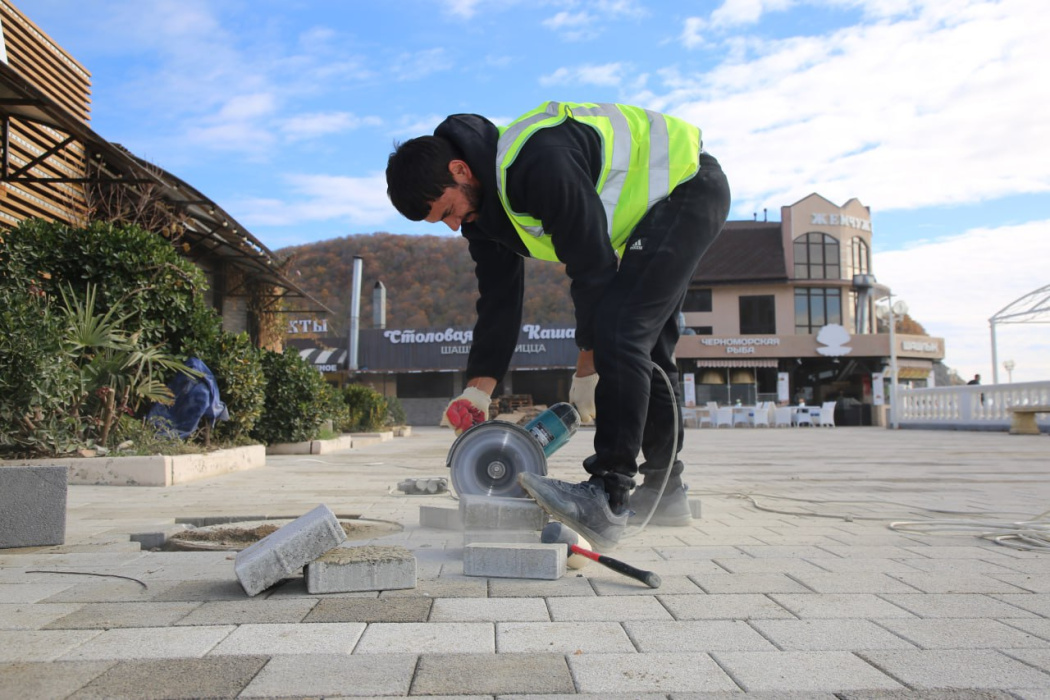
<box><xmin>495</xmin><ymin>101</ymin><xmax>702</xmax><ymax>262</ymax></box>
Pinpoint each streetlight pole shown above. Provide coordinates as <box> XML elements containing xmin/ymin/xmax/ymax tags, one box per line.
<box><xmin>1004</xmin><ymin>359</ymin><xmax>1015</xmax><ymax>383</ymax></box>
<box><xmin>888</xmin><ymin>294</ymin><xmax>899</xmax><ymax>430</ymax></box>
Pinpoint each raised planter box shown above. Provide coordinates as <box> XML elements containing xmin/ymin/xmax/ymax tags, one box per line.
<box><xmin>266</xmin><ymin>430</ymin><xmax>400</xmax><ymax>456</ymax></box>
<box><xmin>0</xmin><ymin>465</ymin><xmax>67</xmax><ymax>548</ymax></box>
<box><xmin>3</xmin><ymin>445</ymin><xmax>265</xmax><ymax>487</ymax></box>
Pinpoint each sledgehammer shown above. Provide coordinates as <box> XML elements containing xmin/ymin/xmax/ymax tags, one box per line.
<box><xmin>540</xmin><ymin>521</ymin><xmax>662</xmax><ymax>589</ymax></box>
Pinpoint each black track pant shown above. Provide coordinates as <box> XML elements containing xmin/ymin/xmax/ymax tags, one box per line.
<box><xmin>583</xmin><ymin>152</ymin><xmax>731</xmax><ymax>497</ymax></box>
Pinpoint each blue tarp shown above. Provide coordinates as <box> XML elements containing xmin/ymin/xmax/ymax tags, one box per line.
<box><xmin>148</xmin><ymin>357</ymin><xmax>229</xmax><ymax>439</ymax></box>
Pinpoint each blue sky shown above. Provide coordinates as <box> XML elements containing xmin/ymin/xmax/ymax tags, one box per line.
<box><xmin>16</xmin><ymin>0</ymin><xmax>1050</xmax><ymax>382</ymax></box>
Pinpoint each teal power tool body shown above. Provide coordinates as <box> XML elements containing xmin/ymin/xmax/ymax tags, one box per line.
<box><xmin>446</xmin><ymin>402</ymin><xmax>581</xmax><ymax>498</ymax></box>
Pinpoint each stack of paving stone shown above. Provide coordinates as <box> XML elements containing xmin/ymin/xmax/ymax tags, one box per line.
<box><xmin>234</xmin><ymin>504</ymin><xmax>416</xmax><ymax>596</ymax></box>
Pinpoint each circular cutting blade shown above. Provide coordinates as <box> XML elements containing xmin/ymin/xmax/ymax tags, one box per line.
<box><xmin>446</xmin><ymin>421</ymin><xmax>547</xmax><ymax>498</ymax></box>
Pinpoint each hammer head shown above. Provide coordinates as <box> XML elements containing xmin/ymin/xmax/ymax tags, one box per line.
<box><xmin>540</xmin><ymin>521</ymin><xmax>590</xmax><ymax>569</ymax></box>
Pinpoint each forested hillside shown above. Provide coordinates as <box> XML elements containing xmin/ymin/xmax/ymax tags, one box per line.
<box><xmin>278</xmin><ymin>232</ymin><xmax>574</xmax><ymax>336</ymax></box>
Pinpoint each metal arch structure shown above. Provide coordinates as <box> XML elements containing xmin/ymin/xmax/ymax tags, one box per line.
<box><xmin>989</xmin><ymin>284</ymin><xmax>1050</xmax><ymax>384</ymax></box>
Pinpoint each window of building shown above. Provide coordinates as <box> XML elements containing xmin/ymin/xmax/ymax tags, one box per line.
<box><xmin>849</xmin><ymin>237</ymin><xmax>870</xmax><ymax>278</ymax></box>
<box><xmin>682</xmin><ymin>288</ymin><xmax>712</xmax><ymax>312</ymax></box>
<box><xmin>795</xmin><ymin>288</ymin><xmax>842</xmax><ymax>334</ymax></box>
<box><xmin>396</xmin><ymin>372</ymin><xmax>454</xmax><ymax>398</ymax></box>
<box><xmin>739</xmin><ymin>295</ymin><xmax>776</xmax><ymax>334</ymax></box>
<box><xmin>793</xmin><ymin>232</ymin><xmax>841</xmax><ymax>280</ymax></box>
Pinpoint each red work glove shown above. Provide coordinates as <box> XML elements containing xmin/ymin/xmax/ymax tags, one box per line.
<box><xmin>440</xmin><ymin>386</ymin><xmax>491</xmax><ymax>435</ymax></box>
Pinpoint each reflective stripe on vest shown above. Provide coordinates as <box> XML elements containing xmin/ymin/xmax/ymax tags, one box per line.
<box><xmin>495</xmin><ymin>101</ymin><xmax>702</xmax><ymax>262</ymax></box>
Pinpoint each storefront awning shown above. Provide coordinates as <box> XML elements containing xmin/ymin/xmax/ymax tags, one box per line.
<box><xmin>696</xmin><ymin>359</ymin><xmax>779</xmax><ymax>368</ymax></box>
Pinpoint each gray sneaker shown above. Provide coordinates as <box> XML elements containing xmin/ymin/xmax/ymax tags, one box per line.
<box><xmin>628</xmin><ymin>483</ymin><xmax>692</xmax><ymax>526</ymax></box>
<box><xmin>518</xmin><ymin>473</ymin><xmax>628</xmax><ymax>550</ymax></box>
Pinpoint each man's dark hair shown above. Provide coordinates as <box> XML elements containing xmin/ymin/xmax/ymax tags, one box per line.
<box><xmin>386</xmin><ymin>136</ymin><xmax>462</xmax><ymax>221</ymax></box>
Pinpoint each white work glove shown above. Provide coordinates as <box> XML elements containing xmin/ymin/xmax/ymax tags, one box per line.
<box><xmin>569</xmin><ymin>373</ymin><xmax>599</xmax><ymax>423</ymax></box>
<box><xmin>440</xmin><ymin>386</ymin><xmax>491</xmax><ymax>435</ymax></box>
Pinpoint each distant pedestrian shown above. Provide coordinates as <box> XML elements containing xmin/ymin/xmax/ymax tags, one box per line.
<box><xmin>967</xmin><ymin>374</ymin><xmax>981</xmax><ymax>385</ymax></box>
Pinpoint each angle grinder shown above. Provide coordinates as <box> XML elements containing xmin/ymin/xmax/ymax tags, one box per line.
<box><xmin>446</xmin><ymin>402</ymin><xmax>581</xmax><ymax>498</ymax></box>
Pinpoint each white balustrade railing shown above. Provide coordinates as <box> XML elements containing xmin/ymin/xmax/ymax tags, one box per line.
<box><xmin>898</xmin><ymin>381</ymin><xmax>1050</xmax><ymax>430</ymax></box>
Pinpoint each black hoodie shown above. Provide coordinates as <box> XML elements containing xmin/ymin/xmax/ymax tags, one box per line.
<box><xmin>434</xmin><ymin>113</ymin><xmax>618</xmax><ymax>382</ymax></box>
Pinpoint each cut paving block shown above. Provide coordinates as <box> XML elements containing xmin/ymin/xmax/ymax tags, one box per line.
<box><xmin>306</xmin><ymin>545</ymin><xmax>416</xmax><ymax>593</ymax></box>
<box><xmin>235</xmin><ymin>504</ymin><xmax>346</xmax><ymax>597</ymax></box>
<box><xmin>419</xmin><ymin>505</ymin><xmax>463</xmax><ymax>531</ymax></box>
<box><xmin>463</xmin><ymin>543</ymin><xmax>566</xmax><ymax>580</ymax></box>
<box><xmin>0</xmin><ymin>465</ymin><xmax>67</xmax><ymax>548</ymax></box>
<box><xmin>463</xmin><ymin>530</ymin><xmax>539</xmax><ymax>546</ymax></box>
<box><xmin>459</xmin><ymin>494</ymin><xmax>548</xmax><ymax>531</ymax></box>
<box><xmin>129</xmin><ymin>524</ymin><xmax>193</xmax><ymax>550</ymax></box>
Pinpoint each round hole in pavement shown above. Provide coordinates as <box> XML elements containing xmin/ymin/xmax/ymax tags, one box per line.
<box><xmin>164</xmin><ymin>517</ymin><xmax>402</xmax><ymax>551</ymax></box>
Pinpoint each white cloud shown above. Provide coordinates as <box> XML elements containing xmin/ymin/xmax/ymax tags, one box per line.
<box><xmin>659</xmin><ymin>0</ymin><xmax>1050</xmax><ymax>219</ymax></box>
<box><xmin>874</xmin><ymin>220</ymin><xmax>1050</xmax><ymax>383</ymax></box>
<box><xmin>234</xmin><ymin>173</ymin><xmax>395</xmax><ymax>228</ymax></box>
<box><xmin>280</xmin><ymin>113</ymin><xmax>383</xmax><ymax>141</ymax></box>
<box><xmin>540</xmin><ymin>63</ymin><xmax>627</xmax><ymax>87</ymax></box>
<box><xmin>391</xmin><ymin>48</ymin><xmax>455</xmax><ymax>81</ymax></box>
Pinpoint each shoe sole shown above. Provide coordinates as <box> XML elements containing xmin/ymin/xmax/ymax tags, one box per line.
<box><xmin>519</xmin><ymin>481</ymin><xmax>622</xmax><ymax>551</ymax></box>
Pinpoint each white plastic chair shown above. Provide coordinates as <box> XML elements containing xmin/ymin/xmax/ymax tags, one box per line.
<box><xmin>698</xmin><ymin>407</ymin><xmax>713</xmax><ymax>428</ymax></box>
<box><xmin>732</xmin><ymin>406</ymin><xmax>751</xmax><ymax>427</ymax></box>
<box><xmin>773</xmin><ymin>406</ymin><xmax>793</xmax><ymax>427</ymax></box>
<box><xmin>794</xmin><ymin>407</ymin><xmax>813</xmax><ymax>427</ymax></box>
<box><xmin>752</xmin><ymin>402</ymin><xmax>772</xmax><ymax>428</ymax></box>
<box><xmin>715</xmin><ymin>406</ymin><xmax>734</xmax><ymax>428</ymax></box>
<box><xmin>819</xmin><ymin>401</ymin><xmax>838</xmax><ymax>427</ymax></box>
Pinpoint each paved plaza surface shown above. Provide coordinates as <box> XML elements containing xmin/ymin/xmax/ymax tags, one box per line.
<box><xmin>3</xmin><ymin>425</ymin><xmax>1050</xmax><ymax>698</ymax></box>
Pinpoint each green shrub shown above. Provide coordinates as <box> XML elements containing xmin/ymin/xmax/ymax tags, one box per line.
<box><xmin>251</xmin><ymin>349</ymin><xmax>329</xmax><ymax>445</ymax></box>
<box><xmin>340</xmin><ymin>383</ymin><xmax>389</xmax><ymax>432</ymax></box>
<box><xmin>385</xmin><ymin>395</ymin><xmax>407</xmax><ymax>427</ymax></box>
<box><xmin>180</xmin><ymin>330</ymin><xmax>264</xmax><ymax>443</ymax></box>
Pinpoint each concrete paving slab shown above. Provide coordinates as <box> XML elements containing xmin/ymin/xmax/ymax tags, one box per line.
<box><xmin>149</xmin><ymin>578</ymin><xmax>260</xmax><ymax>602</ymax></box>
<box><xmin>547</xmin><ymin>594</ymin><xmax>673</xmax><ymax>622</ymax></box>
<box><xmin>0</xmin><ymin>629</ymin><xmax>101</xmax><ymax>661</ymax></box>
<box><xmin>40</xmin><ymin>579</ymin><xmax>181</xmax><ymax>603</ymax></box>
<box><xmin>750</xmin><ymin>619</ymin><xmax>919</xmax><ymax>650</ymax></box>
<box><xmin>173</xmin><ymin>598</ymin><xmax>317</xmax><ymax>625</ymax></box>
<box><xmin>713</xmin><ymin>650</ymin><xmax>903</xmax><ymax>692</ymax></box>
<box><xmin>207</xmin><ymin>621</ymin><xmax>364</xmax><ymax>655</ymax></box>
<box><xmin>0</xmin><ymin>582</ymin><xmax>77</xmax><ymax>603</ymax></box>
<box><xmin>659</xmin><ymin>593</ymin><xmax>796</xmax><ymax>620</ymax></box>
<box><xmin>569</xmin><ymin>651</ymin><xmax>739</xmax><ymax>693</ymax></box>
<box><xmin>0</xmin><ymin>660</ymin><xmax>116</xmax><ymax>698</ymax></box>
<box><xmin>411</xmin><ymin>652</ymin><xmax>573</xmax><ymax>695</ymax></box>
<box><xmin>987</xmin><ymin>574</ymin><xmax>1050</xmax><ymax>593</ymax></box>
<box><xmin>240</xmin><ymin>652</ymin><xmax>417</xmax><ymax>698</ymax></box>
<box><xmin>43</xmin><ymin>601</ymin><xmax>201</xmax><ymax>629</ymax></box>
<box><xmin>0</xmin><ymin>602</ymin><xmax>82</xmax><ymax>629</ymax></box>
<box><xmin>877</xmin><ymin>618</ymin><xmax>1050</xmax><ymax>649</ymax></box>
<box><xmin>888</xmin><ymin>572</ymin><xmax>1031</xmax><ymax>594</ymax></box>
<box><xmin>689</xmin><ymin>572</ymin><xmax>812</xmax><ymax>594</ymax></box>
<box><xmin>623</xmin><ymin>619</ymin><xmax>777</xmax><ymax>652</ymax></box>
<box><xmin>789</xmin><ymin>572</ymin><xmax>924</xmax><ymax>594</ymax></box>
<box><xmin>69</xmin><ymin>655</ymin><xmax>268</xmax><ymax>699</ymax></box>
<box><xmin>488</xmin><ymin>575</ymin><xmax>596</xmax><ymax>597</ymax></box>
<box><xmin>805</xmin><ymin>557</ymin><xmax>929</xmax><ymax>574</ymax></box>
<box><xmin>303</xmin><ymin>596</ymin><xmax>432</xmax><ymax>623</ymax></box>
<box><xmin>379</xmin><ymin>575</ymin><xmax>488</xmax><ymax>598</ymax></box>
<box><xmin>769</xmin><ymin>593</ymin><xmax>917</xmax><ymax>618</ymax></box>
<box><xmin>430</xmin><ymin>597</ymin><xmax>549</xmax><ymax>621</ymax></box>
<box><xmin>306</xmin><ymin>544</ymin><xmax>416</xmax><ymax>593</ymax></box>
<box><xmin>882</xmin><ymin>593</ymin><xmax>1039</xmax><ymax>618</ymax></box>
<box><xmin>354</xmin><ymin>621</ymin><xmax>494</xmax><ymax>653</ymax></box>
<box><xmin>463</xmin><ymin>542</ymin><xmax>565</xmax><ymax>580</ymax></box>
<box><xmin>858</xmin><ymin>649</ymin><xmax>1050</xmax><ymax>690</ymax></box>
<box><xmin>496</xmin><ymin>620</ymin><xmax>635</xmax><ymax>653</ymax></box>
<box><xmin>590</xmin><ymin>574</ymin><xmax>702</xmax><ymax>595</ymax></box>
<box><xmin>712</xmin><ymin>557</ymin><xmax>831</xmax><ymax>574</ymax></box>
<box><xmin>990</xmin><ymin>593</ymin><xmax>1050</xmax><ymax>616</ymax></box>
<box><xmin>58</xmin><ymin>625</ymin><xmax>233</xmax><ymax>660</ymax></box>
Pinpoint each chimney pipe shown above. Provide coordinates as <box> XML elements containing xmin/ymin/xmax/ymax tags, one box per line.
<box><xmin>348</xmin><ymin>256</ymin><xmax>363</xmax><ymax>371</ymax></box>
<box><xmin>373</xmin><ymin>281</ymin><xmax>386</xmax><ymax>329</ymax></box>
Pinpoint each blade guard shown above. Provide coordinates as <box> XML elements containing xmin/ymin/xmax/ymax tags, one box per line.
<box><xmin>446</xmin><ymin>421</ymin><xmax>548</xmax><ymax>499</ymax></box>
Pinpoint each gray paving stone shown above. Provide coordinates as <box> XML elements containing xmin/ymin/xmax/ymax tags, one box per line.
<box><xmin>303</xmin><ymin>596</ymin><xmax>432</xmax><ymax>622</ymax></box>
<box><xmin>888</xmin><ymin>572</ymin><xmax>1030</xmax><ymax>594</ymax></box>
<box><xmin>590</xmin><ymin>574</ymin><xmax>701</xmax><ymax>595</ymax></box>
<box><xmin>0</xmin><ymin>582</ymin><xmax>77</xmax><ymax>603</ymax></box>
<box><xmin>0</xmin><ymin>660</ymin><xmax>116</xmax><ymax>698</ymax></box>
<box><xmin>877</xmin><ymin>617</ymin><xmax>1050</xmax><ymax>649</ymax></box>
<box><xmin>464</xmin><ymin>542</ymin><xmax>565</xmax><ymax>580</ymax></box>
<box><xmin>69</xmin><ymin>655</ymin><xmax>268</xmax><ymax>699</ymax></box>
<box><xmin>207</xmin><ymin>621</ymin><xmax>364</xmax><ymax>654</ymax></box>
<box><xmin>769</xmin><ymin>593</ymin><xmax>916</xmax><ymax>619</ymax></box>
<box><xmin>355</xmin><ymin>621</ymin><xmax>494</xmax><ymax>653</ymax></box>
<box><xmin>547</xmin><ymin>594</ymin><xmax>673</xmax><ymax>621</ymax></box>
<box><xmin>892</xmin><ymin>558</ymin><xmax>1020</xmax><ymax>574</ymax></box>
<box><xmin>412</xmin><ymin>652</ymin><xmax>573</xmax><ymax>695</ymax></box>
<box><xmin>990</xmin><ymin>593</ymin><xmax>1050</xmax><ymax>616</ymax></box>
<box><xmin>460</xmin><ymin>494</ymin><xmax>547</xmax><ymax>531</ymax></box>
<box><xmin>0</xmin><ymin>602</ymin><xmax>82</xmax><ymax>629</ymax></box>
<box><xmin>750</xmin><ymin>619</ymin><xmax>919</xmax><ymax>650</ymax></box>
<box><xmin>838</xmin><ymin>691</ymin><xmax>1018</xmax><ymax>699</ymax></box>
<box><xmin>43</xmin><ymin>602</ymin><xmax>201</xmax><ymax>629</ymax></box>
<box><xmin>659</xmin><ymin>593</ymin><xmax>796</xmax><ymax>620</ymax></box>
<box><xmin>882</xmin><ymin>593</ymin><xmax>1039</xmax><ymax>618</ymax></box>
<box><xmin>0</xmin><ymin>629</ymin><xmax>101</xmax><ymax>661</ymax></box>
<box><xmin>430</xmin><ymin>597</ymin><xmax>549</xmax><ymax>621</ymax></box>
<box><xmin>419</xmin><ymin>504</ymin><xmax>463</xmax><ymax>530</ymax></box>
<box><xmin>1003</xmin><ymin>618</ymin><xmax>1050</xmax><ymax>641</ymax></box>
<box><xmin>40</xmin><ymin>579</ymin><xmax>182</xmax><ymax>603</ymax></box>
<box><xmin>690</xmin><ymin>573</ymin><xmax>812</xmax><ymax>594</ymax></box>
<box><xmin>0</xmin><ymin>465</ymin><xmax>67</xmax><ymax>548</ymax></box>
<box><xmin>306</xmin><ymin>544</ymin><xmax>416</xmax><ymax>593</ymax></box>
<box><xmin>235</xmin><ymin>503</ymin><xmax>346</xmax><ymax>596</ymax></box>
<box><xmin>713</xmin><ymin>557</ymin><xmax>831</xmax><ymax>574</ymax></box>
<box><xmin>489</xmin><ymin>575</ymin><xmax>596</xmax><ymax>597</ymax></box>
<box><xmin>804</xmin><ymin>557</ymin><xmax>928</xmax><ymax>574</ymax></box>
<box><xmin>789</xmin><ymin>572</ymin><xmax>923</xmax><ymax>594</ymax></box>
<box><xmin>988</xmin><ymin>573</ymin><xmax>1050</xmax><ymax>593</ymax></box>
<box><xmin>463</xmin><ymin>529</ymin><xmax>540</xmax><ymax>545</ymax></box>
<box><xmin>174</xmin><ymin>598</ymin><xmax>317</xmax><ymax>625</ymax></box>
<box><xmin>497</xmin><ymin>620</ymin><xmax>635</xmax><ymax>653</ymax></box>
<box><xmin>58</xmin><ymin>625</ymin><xmax>232</xmax><ymax>660</ymax></box>
<box><xmin>858</xmin><ymin>649</ymin><xmax>1050</xmax><ymax>690</ymax></box>
<box><xmin>380</xmin><ymin>575</ymin><xmax>489</xmax><ymax>598</ymax></box>
<box><xmin>738</xmin><ymin>545</ymin><xmax>840</xmax><ymax>559</ymax></box>
<box><xmin>147</xmin><ymin>579</ymin><xmax>250</xmax><ymax>601</ymax></box>
<box><xmin>240</xmin><ymin>652</ymin><xmax>416</xmax><ymax>697</ymax></box>
<box><xmin>624</xmin><ymin>619</ymin><xmax>777</xmax><ymax>651</ymax></box>
<box><xmin>713</xmin><ymin>650</ymin><xmax>902</xmax><ymax>692</ymax></box>
<box><xmin>569</xmin><ymin>651</ymin><xmax>738</xmax><ymax>693</ymax></box>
